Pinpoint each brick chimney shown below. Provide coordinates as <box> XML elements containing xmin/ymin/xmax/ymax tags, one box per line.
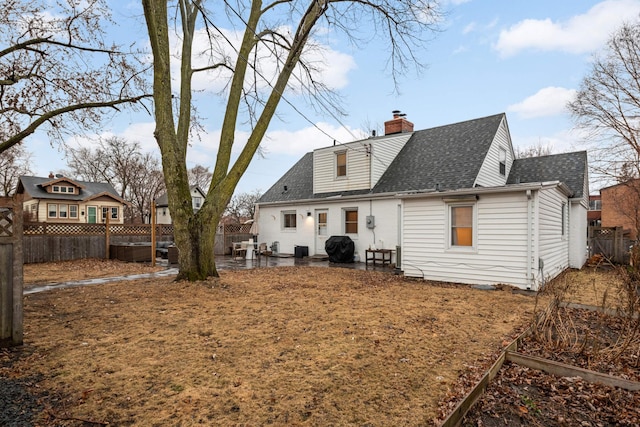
<box><xmin>48</xmin><ymin>171</ymin><xmax>54</xmax><ymax>178</ymax></box>
<box><xmin>384</xmin><ymin>110</ymin><xmax>414</xmax><ymax>135</ymax></box>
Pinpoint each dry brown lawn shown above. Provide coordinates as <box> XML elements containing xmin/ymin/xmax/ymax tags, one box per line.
<box><xmin>23</xmin><ymin>259</ymin><xmax>164</xmax><ymax>287</ymax></box>
<box><xmin>10</xmin><ymin>261</ymin><xmax>542</xmax><ymax>426</ymax></box>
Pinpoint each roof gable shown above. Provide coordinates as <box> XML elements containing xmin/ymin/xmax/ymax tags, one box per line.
<box><xmin>39</xmin><ymin>177</ymin><xmax>86</xmax><ymax>189</ymax></box>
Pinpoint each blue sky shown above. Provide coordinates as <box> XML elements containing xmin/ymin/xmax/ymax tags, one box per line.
<box><xmin>26</xmin><ymin>0</ymin><xmax>640</xmax><ymax>195</ymax></box>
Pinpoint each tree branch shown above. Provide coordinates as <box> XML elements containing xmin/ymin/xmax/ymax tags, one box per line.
<box><xmin>0</xmin><ymin>95</ymin><xmax>150</xmax><ymax>153</ymax></box>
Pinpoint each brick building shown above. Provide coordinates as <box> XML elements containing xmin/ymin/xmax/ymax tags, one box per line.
<box><xmin>600</xmin><ymin>179</ymin><xmax>640</xmax><ymax>240</ymax></box>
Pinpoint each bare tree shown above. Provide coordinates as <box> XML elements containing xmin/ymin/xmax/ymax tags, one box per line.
<box><xmin>0</xmin><ymin>0</ymin><xmax>149</xmax><ymax>155</ymax></box>
<box><xmin>225</xmin><ymin>190</ymin><xmax>262</xmax><ymax>224</ymax></box>
<box><xmin>127</xmin><ymin>153</ymin><xmax>166</xmax><ymax>223</ymax></box>
<box><xmin>188</xmin><ymin>165</ymin><xmax>213</xmax><ymax>191</ymax></box>
<box><xmin>568</xmin><ymin>19</ymin><xmax>640</xmax><ymax>183</ymax></box>
<box><xmin>0</xmin><ymin>145</ymin><xmax>33</xmax><ymax>196</ymax></box>
<box><xmin>66</xmin><ymin>137</ymin><xmax>142</xmax><ymax>198</ymax></box>
<box><xmin>66</xmin><ymin>137</ymin><xmax>165</xmax><ymax>223</ymax></box>
<box><xmin>515</xmin><ymin>141</ymin><xmax>554</xmax><ymax>159</ymax></box>
<box><xmin>142</xmin><ymin>0</ymin><xmax>442</xmax><ymax>280</ymax></box>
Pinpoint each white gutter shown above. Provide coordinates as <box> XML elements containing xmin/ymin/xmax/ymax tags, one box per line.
<box><xmin>396</xmin><ymin>181</ymin><xmax>570</xmax><ymax>199</ymax></box>
<box><xmin>526</xmin><ymin>189</ymin><xmax>533</xmax><ymax>290</ymax></box>
<box><xmin>257</xmin><ymin>181</ymin><xmax>571</xmax><ymax>207</ymax></box>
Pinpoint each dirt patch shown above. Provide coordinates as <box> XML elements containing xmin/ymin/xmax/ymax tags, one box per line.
<box><xmin>23</xmin><ymin>259</ymin><xmax>164</xmax><ymax>288</ymax></box>
<box><xmin>7</xmin><ymin>264</ymin><xmax>537</xmax><ymax>426</ymax></box>
<box><xmin>459</xmin><ymin>267</ymin><xmax>640</xmax><ymax>426</ymax></box>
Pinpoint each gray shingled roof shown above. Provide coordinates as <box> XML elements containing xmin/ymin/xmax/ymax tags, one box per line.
<box><xmin>507</xmin><ymin>151</ymin><xmax>588</xmax><ymax>198</ymax></box>
<box><xmin>373</xmin><ymin>113</ymin><xmax>505</xmax><ymax>193</ymax></box>
<box><xmin>18</xmin><ymin>176</ymin><xmax>121</xmax><ymax>201</ymax></box>
<box><xmin>258</xmin><ymin>114</ymin><xmax>588</xmax><ymax>204</ymax></box>
<box><xmin>258</xmin><ymin>152</ymin><xmax>314</xmax><ymax>203</ymax></box>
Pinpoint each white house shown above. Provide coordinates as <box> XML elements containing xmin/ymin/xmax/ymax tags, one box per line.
<box><xmin>256</xmin><ymin>113</ymin><xmax>588</xmax><ymax>290</ymax></box>
<box><xmin>155</xmin><ymin>186</ymin><xmax>206</xmax><ymax>224</ymax></box>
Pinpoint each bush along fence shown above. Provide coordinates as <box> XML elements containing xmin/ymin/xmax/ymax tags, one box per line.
<box><xmin>22</xmin><ymin>222</ymin><xmax>254</xmax><ymax>263</ymax></box>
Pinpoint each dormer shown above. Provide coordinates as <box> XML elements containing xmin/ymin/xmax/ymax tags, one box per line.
<box><xmin>39</xmin><ymin>174</ymin><xmax>85</xmax><ymax>196</ymax></box>
<box><xmin>312</xmin><ymin>112</ymin><xmax>414</xmax><ymax>195</ymax></box>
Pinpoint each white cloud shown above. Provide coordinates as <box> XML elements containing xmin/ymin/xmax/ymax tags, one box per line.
<box><xmin>66</xmin><ymin>122</ymin><xmax>158</xmax><ymax>154</ymax></box>
<box><xmin>507</xmin><ymin>87</ymin><xmax>577</xmax><ymax>119</ymax></box>
<box><xmin>513</xmin><ymin>127</ymin><xmax>590</xmax><ymax>155</ymax></box>
<box><xmin>494</xmin><ymin>0</ymin><xmax>640</xmax><ymax>57</ymax></box>
<box><xmin>261</xmin><ymin>123</ymin><xmax>363</xmax><ymax>156</ymax></box>
<box><xmin>169</xmin><ymin>26</ymin><xmax>356</xmax><ymax>95</ymax></box>
<box><xmin>462</xmin><ymin>22</ymin><xmax>476</xmax><ymax>34</ymax></box>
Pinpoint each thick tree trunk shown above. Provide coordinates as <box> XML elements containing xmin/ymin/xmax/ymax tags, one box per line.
<box><xmin>174</xmin><ymin>210</ymin><xmax>219</xmax><ymax>281</ymax></box>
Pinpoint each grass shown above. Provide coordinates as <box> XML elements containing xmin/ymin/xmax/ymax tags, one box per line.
<box><xmin>14</xmin><ymin>264</ymin><xmax>540</xmax><ymax>426</ymax></box>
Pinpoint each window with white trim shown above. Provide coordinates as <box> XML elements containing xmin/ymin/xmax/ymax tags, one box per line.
<box><xmin>48</xmin><ymin>203</ymin><xmax>58</xmax><ymax>218</ymax></box>
<box><xmin>344</xmin><ymin>208</ymin><xmax>358</xmax><ymax>234</ymax></box>
<box><xmin>499</xmin><ymin>148</ymin><xmax>506</xmax><ymax>176</ymax></box>
<box><xmin>449</xmin><ymin>203</ymin><xmax>475</xmax><ymax>248</ymax></box>
<box><xmin>47</xmin><ymin>203</ymin><xmax>79</xmax><ymax>219</ymax></box>
<box><xmin>282</xmin><ymin>210</ymin><xmax>297</xmax><ymax>230</ymax></box>
<box><xmin>336</xmin><ymin>151</ymin><xmax>347</xmax><ymax>178</ymax></box>
<box><xmin>51</xmin><ymin>185</ymin><xmax>75</xmax><ymax>194</ymax></box>
<box><xmin>102</xmin><ymin>207</ymin><xmax>119</xmax><ymax>221</ymax></box>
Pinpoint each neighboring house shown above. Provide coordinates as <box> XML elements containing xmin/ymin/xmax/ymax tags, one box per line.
<box><xmin>600</xmin><ymin>179</ymin><xmax>640</xmax><ymax>240</ymax></box>
<box><xmin>588</xmin><ymin>194</ymin><xmax>601</xmax><ymax>227</ymax></box>
<box><xmin>18</xmin><ymin>174</ymin><xmax>128</xmax><ymax>224</ymax></box>
<box><xmin>256</xmin><ymin>112</ymin><xmax>589</xmax><ymax>290</ymax></box>
<box><xmin>155</xmin><ymin>186</ymin><xmax>206</xmax><ymax>224</ymax></box>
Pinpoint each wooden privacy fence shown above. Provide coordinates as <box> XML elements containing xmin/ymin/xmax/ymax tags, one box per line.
<box><xmin>23</xmin><ymin>222</ymin><xmax>174</xmax><ymax>263</ymax></box>
<box><xmin>216</xmin><ymin>223</ymin><xmax>254</xmax><ymax>255</ymax></box>
<box><xmin>588</xmin><ymin>226</ymin><xmax>629</xmax><ymax>264</ymax></box>
<box><xmin>0</xmin><ymin>195</ymin><xmax>23</xmax><ymax>347</ymax></box>
<box><xmin>22</xmin><ymin>222</ymin><xmax>255</xmax><ymax>262</ymax></box>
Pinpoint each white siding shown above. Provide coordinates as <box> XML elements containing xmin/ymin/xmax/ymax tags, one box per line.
<box><xmin>402</xmin><ymin>192</ymin><xmax>531</xmax><ymax>289</ymax></box>
<box><xmin>313</xmin><ymin>143</ymin><xmax>370</xmax><ymax>194</ymax></box>
<box><xmin>569</xmin><ymin>201</ymin><xmax>587</xmax><ymax>268</ymax></box>
<box><xmin>537</xmin><ymin>187</ymin><xmax>569</xmax><ymax>284</ymax></box>
<box><xmin>474</xmin><ymin>118</ymin><xmax>513</xmax><ymax>187</ymax></box>
<box><xmin>313</xmin><ymin>133</ymin><xmax>411</xmax><ymax>194</ymax></box>
<box><xmin>157</xmin><ymin>206</ymin><xmax>172</xmax><ymax>224</ymax></box>
<box><xmin>568</xmin><ymin>165</ymin><xmax>588</xmax><ymax>269</ymax></box>
<box><xmin>257</xmin><ymin>199</ymin><xmax>400</xmax><ymax>261</ymax></box>
<box><xmin>155</xmin><ymin>188</ymin><xmax>205</xmax><ymax>225</ymax></box>
<box><xmin>370</xmin><ymin>133</ymin><xmax>412</xmax><ymax>187</ymax></box>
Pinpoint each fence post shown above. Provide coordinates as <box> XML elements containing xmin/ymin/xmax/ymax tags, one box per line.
<box><xmin>105</xmin><ymin>214</ymin><xmax>110</xmax><ymax>259</ymax></box>
<box><xmin>151</xmin><ymin>202</ymin><xmax>156</xmax><ymax>267</ymax></box>
<box><xmin>0</xmin><ymin>194</ymin><xmax>23</xmax><ymax>347</ymax></box>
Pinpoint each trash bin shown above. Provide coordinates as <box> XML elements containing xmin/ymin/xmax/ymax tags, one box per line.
<box><xmin>294</xmin><ymin>245</ymin><xmax>309</xmax><ymax>258</ymax></box>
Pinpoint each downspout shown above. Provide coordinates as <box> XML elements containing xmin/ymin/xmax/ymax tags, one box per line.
<box><xmin>526</xmin><ymin>189</ymin><xmax>533</xmax><ymax>290</ymax></box>
<box><xmin>369</xmin><ymin>199</ymin><xmax>375</xmax><ymax>246</ymax></box>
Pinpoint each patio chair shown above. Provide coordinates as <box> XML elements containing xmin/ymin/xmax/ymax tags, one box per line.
<box><xmin>232</xmin><ymin>241</ymin><xmax>247</xmax><ymax>259</ymax></box>
<box><xmin>254</xmin><ymin>242</ymin><xmax>268</xmax><ymax>258</ymax></box>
